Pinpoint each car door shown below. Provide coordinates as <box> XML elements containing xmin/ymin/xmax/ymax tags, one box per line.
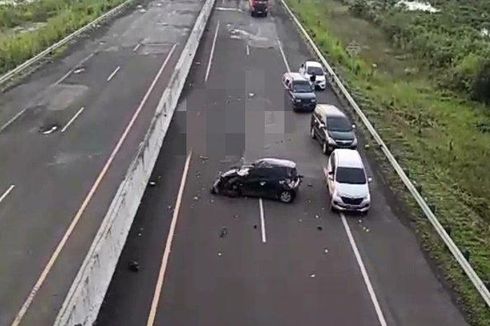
<box><xmin>240</xmin><ymin>168</ymin><xmax>267</xmax><ymax>197</ymax></box>
<box><xmin>326</xmin><ymin>153</ymin><xmax>336</xmax><ymax>194</ymax></box>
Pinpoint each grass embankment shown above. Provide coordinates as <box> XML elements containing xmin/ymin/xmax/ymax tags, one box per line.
<box><xmin>0</xmin><ymin>0</ymin><xmax>128</xmax><ymax>75</ymax></box>
<box><xmin>285</xmin><ymin>0</ymin><xmax>490</xmax><ymax>324</ymax></box>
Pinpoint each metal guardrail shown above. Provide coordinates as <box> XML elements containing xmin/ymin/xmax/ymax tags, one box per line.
<box><xmin>0</xmin><ymin>0</ymin><xmax>135</xmax><ymax>87</ymax></box>
<box><xmin>279</xmin><ymin>0</ymin><xmax>490</xmax><ymax>308</ymax></box>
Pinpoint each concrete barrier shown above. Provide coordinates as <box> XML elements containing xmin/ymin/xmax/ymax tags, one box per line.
<box><xmin>54</xmin><ymin>0</ymin><xmax>217</xmax><ymax>324</ymax></box>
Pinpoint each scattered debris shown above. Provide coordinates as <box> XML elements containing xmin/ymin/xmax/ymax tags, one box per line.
<box><xmin>366</xmin><ymin>228</ymin><xmax>370</xmax><ymax>233</ymax></box>
<box><xmin>139</xmin><ymin>227</ymin><xmax>144</xmax><ymax>232</ymax></box>
<box><xmin>253</xmin><ymin>224</ymin><xmax>258</xmax><ymax>229</ymax></box>
<box><xmin>324</xmin><ymin>249</ymin><xmax>329</xmax><ymax>254</ymax></box>
<box><xmin>218</xmin><ymin>252</ymin><xmax>223</xmax><ymax>257</ymax></box>
<box><xmin>358</xmin><ymin>219</ymin><xmax>362</xmax><ymax>224</ymax></box>
<box><xmin>310</xmin><ymin>273</ymin><xmax>316</xmax><ymax>278</ymax></box>
<box><xmin>233</xmin><ymin>214</ymin><xmax>239</xmax><ymax>219</ymax></box>
<box><xmin>128</xmin><ymin>261</ymin><xmax>140</xmax><ymax>272</ymax></box>
<box><xmin>364</xmin><ymin>144</ymin><xmax>370</xmax><ymax>150</ymax></box>
<box><xmin>307</xmin><ymin>183</ymin><xmax>313</xmax><ymax>187</ymax></box>
<box><xmin>193</xmin><ymin>196</ymin><xmax>199</xmax><ymax>201</ymax></box>
<box><xmin>149</xmin><ymin>181</ymin><xmax>157</xmax><ymax>187</ymax></box>
<box><xmin>40</xmin><ymin>124</ymin><xmax>59</xmax><ymax>135</ymax></box>
<box><xmin>219</xmin><ymin>227</ymin><xmax>228</xmax><ymax>238</ymax></box>
<box><xmin>195</xmin><ymin>61</ymin><xmax>201</xmax><ymax>65</ymax></box>
<box><xmin>298</xmin><ymin>219</ymin><xmax>303</xmax><ymax>223</ymax></box>
<box><xmin>200</xmin><ymin>155</ymin><xmax>209</xmax><ymax>160</ymax></box>
<box><xmin>137</xmin><ymin>232</ymin><xmax>142</xmax><ymax>237</ymax></box>
<box><xmin>210</xmin><ymin>199</ymin><xmax>214</xmax><ymax>203</ymax></box>
<box><xmin>317</xmin><ymin>226</ymin><xmax>323</xmax><ymax>231</ymax></box>
<box><xmin>315</xmin><ymin>214</ymin><xmax>319</xmax><ymax>219</ymax></box>
<box><xmin>168</xmin><ymin>205</ymin><xmax>172</xmax><ymax>210</ymax></box>
<box><xmin>248</xmin><ymin>92</ymin><xmax>255</xmax><ymax>97</ymax></box>
<box><xmin>73</xmin><ymin>67</ymin><xmax>85</xmax><ymax>74</ymax></box>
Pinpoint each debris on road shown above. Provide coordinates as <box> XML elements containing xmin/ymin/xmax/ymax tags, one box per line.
<box><xmin>253</xmin><ymin>224</ymin><xmax>258</xmax><ymax>229</ymax></box>
<box><xmin>219</xmin><ymin>227</ymin><xmax>228</xmax><ymax>238</ymax></box>
<box><xmin>73</xmin><ymin>67</ymin><xmax>85</xmax><ymax>74</ymax></box>
<box><xmin>307</xmin><ymin>183</ymin><xmax>313</xmax><ymax>187</ymax></box>
<box><xmin>128</xmin><ymin>261</ymin><xmax>140</xmax><ymax>272</ymax></box>
<box><xmin>315</xmin><ymin>214</ymin><xmax>319</xmax><ymax>219</ymax></box>
<box><xmin>298</xmin><ymin>219</ymin><xmax>303</xmax><ymax>223</ymax></box>
<box><xmin>168</xmin><ymin>205</ymin><xmax>172</xmax><ymax>210</ymax></box>
<box><xmin>149</xmin><ymin>181</ymin><xmax>157</xmax><ymax>187</ymax></box>
<box><xmin>218</xmin><ymin>252</ymin><xmax>222</xmax><ymax>257</ymax></box>
<box><xmin>200</xmin><ymin>155</ymin><xmax>209</xmax><ymax>161</ymax></box>
<box><xmin>324</xmin><ymin>249</ymin><xmax>329</xmax><ymax>254</ymax></box>
<box><xmin>193</xmin><ymin>196</ymin><xmax>199</xmax><ymax>201</ymax></box>
<box><xmin>317</xmin><ymin>226</ymin><xmax>323</xmax><ymax>231</ymax></box>
<box><xmin>248</xmin><ymin>92</ymin><xmax>255</xmax><ymax>97</ymax></box>
<box><xmin>40</xmin><ymin>124</ymin><xmax>59</xmax><ymax>135</ymax></box>
<box><xmin>310</xmin><ymin>273</ymin><xmax>316</xmax><ymax>278</ymax></box>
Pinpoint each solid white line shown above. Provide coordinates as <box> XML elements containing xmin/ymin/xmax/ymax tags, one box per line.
<box><xmin>0</xmin><ymin>185</ymin><xmax>15</xmax><ymax>204</ymax></box>
<box><xmin>61</xmin><ymin>107</ymin><xmax>85</xmax><ymax>133</ymax></box>
<box><xmin>107</xmin><ymin>66</ymin><xmax>121</xmax><ymax>82</ymax></box>
<box><xmin>54</xmin><ymin>53</ymin><xmax>94</xmax><ymax>85</ymax></box>
<box><xmin>146</xmin><ymin>151</ymin><xmax>192</xmax><ymax>326</ymax></box>
<box><xmin>205</xmin><ymin>21</ymin><xmax>220</xmax><ymax>83</ymax></box>
<box><xmin>0</xmin><ymin>108</ymin><xmax>26</xmax><ymax>133</ymax></box>
<box><xmin>133</xmin><ymin>43</ymin><xmax>141</xmax><ymax>52</ymax></box>
<box><xmin>215</xmin><ymin>7</ymin><xmax>242</xmax><ymax>12</ymax></box>
<box><xmin>11</xmin><ymin>43</ymin><xmax>177</xmax><ymax>326</ymax></box>
<box><xmin>340</xmin><ymin>213</ymin><xmax>387</xmax><ymax>326</ymax></box>
<box><xmin>246</xmin><ymin>43</ymin><xmax>250</xmax><ymax>56</ymax></box>
<box><xmin>259</xmin><ymin>198</ymin><xmax>267</xmax><ymax>243</ymax></box>
<box><xmin>277</xmin><ymin>39</ymin><xmax>291</xmax><ymax>72</ymax></box>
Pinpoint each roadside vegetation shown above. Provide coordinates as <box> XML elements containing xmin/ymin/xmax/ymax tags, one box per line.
<box><xmin>0</xmin><ymin>0</ymin><xmax>127</xmax><ymax>74</ymax></box>
<box><xmin>285</xmin><ymin>0</ymin><xmax>490</xmax><ymax>325</ymax></box>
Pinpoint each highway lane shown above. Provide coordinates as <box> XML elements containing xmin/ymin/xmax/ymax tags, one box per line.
<box><xmin>98</xmin><ymin>0</ymin><xmax>468</xmax><ymax>325</ymax></box>
<box><xmin>0</xmin><ymin>0</ymin><xmax>204</xmax><ymax>325</ymax></box>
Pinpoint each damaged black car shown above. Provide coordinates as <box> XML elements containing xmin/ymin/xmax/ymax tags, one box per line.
<box><xmin>210</xmin><ymin>158</ymin><xmax>303</xmax><ymax>203</ymax></box>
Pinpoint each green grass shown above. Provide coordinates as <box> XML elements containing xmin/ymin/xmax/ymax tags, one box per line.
<box><xmin>285</xmin><ymin>0</ymin><xmax>490</xmax><ymax>325</ymax></box>
<box><xmin>0</xmin><ymin>0</ymin><xmax>129</xmax><ymax>74</ymax></box>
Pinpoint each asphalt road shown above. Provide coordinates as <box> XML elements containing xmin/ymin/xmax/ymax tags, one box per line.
<box><xmin>98</xmin><ymin>0</ymin><xmax>468</xmax><ymax>325</ymax></box>
<box><xmin>0</xmin><ymin>1</ymin><xmax>204</xmax><ymax>325</ymax></box>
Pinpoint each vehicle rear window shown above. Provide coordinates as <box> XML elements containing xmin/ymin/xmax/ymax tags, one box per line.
<box><xmin>307</xmin><ymin>66</ymin><xmax>324</xmax><ymax>75</ymax></box>
<box><xmin>293</xmin><ymin>82</ymin><xmax>313</xmax><ymax>93</ymax></box>
<box><xmin>336</xmin><ymin>167</ymin><xmax>366</xmax><ymax>184</ymax></box>
<box><xmin>327</xmin><ymin>116</ymin><xmax>352</xmax><ymax>132</ymax></box>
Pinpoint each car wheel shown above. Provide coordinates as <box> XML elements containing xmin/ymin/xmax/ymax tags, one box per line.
<box><xmin>279</xmin><ymin>190</ymin><xmax>294</xmax><ymax>203</ymax></box>
<box><xmin>330</xmin><ymin>201</ymin><xmax>337</xmax><ymax>212</ymax></box>
<box><xmin>310</xmin><ymin>126</ymin><xmax>316</xmax><ymax>139</ymax></box>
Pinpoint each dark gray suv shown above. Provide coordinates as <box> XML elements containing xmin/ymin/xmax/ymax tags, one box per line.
<box><xmin>310</xmin><ymin>104</ymin><xmax>358</xmax><ymax>154</ymax></box>
<box><xmin>282</xmin><ymin>72</ymin><xmax>317</xmax><ymax>112</ymax></box>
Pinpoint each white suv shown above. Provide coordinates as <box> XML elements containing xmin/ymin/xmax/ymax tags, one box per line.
<box><xmin>299</xmin><ymin>60</ymin><xmax>327</xmax><ymax>90</ymax></box>
<box><xmin>325</xmin><ymin>149</ymin><xmax>371</xmax><ymax>213</ymax></box>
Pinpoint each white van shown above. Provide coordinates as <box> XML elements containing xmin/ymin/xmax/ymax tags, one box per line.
<box><xmin>325</xmin><ymin>149</ymin><xmax>371</xmax><ymax>213</ymax></box>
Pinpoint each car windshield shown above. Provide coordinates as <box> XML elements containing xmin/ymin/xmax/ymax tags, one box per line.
<box><xmin>307</xmin><ymin>66</ymin><xmax>323</xmax><ymax>75</ymax></box>
<box><xmin>336</xmin><ymin>167</ymin><xmax>366</xmax><ymax>184</ymax></box>
<box><xmin>327</xmin><ymin>116</ymin><xmax>352</xmax><ymax>132</ymax></box>
<box><xmin>293</xmin><ymin>82</ymin><xmax>313</xmax><ymax>93</ymax></box>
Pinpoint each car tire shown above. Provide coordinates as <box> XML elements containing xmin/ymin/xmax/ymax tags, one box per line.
<box><xmin>330</xmin><ymin>201</ymin><xmax>337</xmax><ymax>212</ymax></box>
<box><xmin>279</xmin><ymin>190</ymin><xmax>294</xmax><ymax>203</ymax></box>
<box><xmin>263</xmin><ymin>12</ymin><xmax>268</xmax><ymax>17</ymax></box>
<box><xmin>310</xmin><ymin>126</ymin><xmax>316</xmax><ymax>139</ymax></box>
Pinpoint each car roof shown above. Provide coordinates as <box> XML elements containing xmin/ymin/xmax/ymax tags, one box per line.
<box><xmin>315</xmin><ymin>104</ymin><xmax>346</xmax><ymax>118</ymax></box>
<box><xmin>285</xmin><ymin>72</ymin><xmax>308</xmax><ymax>81</ymax></box>
<box><xmin>305</xmin><ymin>61</ymin><xmax>322</xmax><ymax>68</ymax></box>
<box><xmin>334</xmin><ymin>149</ymin><xmax>364</xmax><ymax>168</ymax></box>
<box><xmin>255</xmin><ymin>158</ymin><xmax>296</xmax><ymax>169</ymax></box>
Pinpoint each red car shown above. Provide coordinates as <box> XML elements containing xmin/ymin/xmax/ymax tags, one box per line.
<box><xmin>249</xmin><ymin>0</ymin><xmax>269</xmax><ymax>17</ymax></box>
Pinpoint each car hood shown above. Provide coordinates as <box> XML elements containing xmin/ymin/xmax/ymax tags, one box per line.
<box><xmin>328</xmin><ymin>130</ymin><xmax>355</xmax><ymax>141</ymax></box>
<box><xmin>292</xmin><ymin>92</ymin><xmax>316</xmax><ymax>99</ymax></box>
<box><xmin>335</xmin><ymin>182</ymin><xmax>369</xmax><ymax>198</ymax></box>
